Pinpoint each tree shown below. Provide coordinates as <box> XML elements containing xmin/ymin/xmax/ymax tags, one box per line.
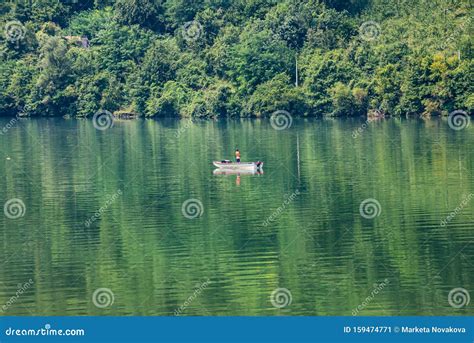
<box><xmin>372</xmin><ymin>64</ymin><xmax>403</xmax><ymax>115</ymax></box>
<box><xmin>30</xmin><ymin>0</ymin><xmax>67</xmax><ymax>26</ymax></box>
<box><xmin>35</xmin><ymin>36</ymin><xmax>73</xmax><ymax>115</ymax></box>
<box><xmin>140</xmin><ymin>38</ymin><xmax>180</xmax><ymax>87</ymax></box>
<box><xmin>245</xmin><ymin>73</ymin><xmax>309</xmax><ymax>117</ymax></box>
<box><xmin>163</xmin><ymin>0</ymin><xmax>202</xmax><ymax>29</ymax></box>
<box><xmin>146</xmin><ymin>81</ymin><xmax>190</xmax><ymax>117</ymax></box>
<box><xmin>225</xmin><ymin>23</ymin><xmax>294</xmax><ymax>95</ymax></box>
<box><xmin>115</xmin><ymin>0</ymin><xmax>164</xmax><ymax>31</ymax></box>
<box><xmin>322</xmin><ymin>0</ymin><xmax>370</xmax><ymax>14</ymax></box>
<box><xmin>328</xmin><ymin>82</ymin><xmax>367</xmax><ymax>117</ymax></box>
<box><xmin>302</xmin><ymin>49</ymin><xmax>359</xmax><ymax>115</ymax></box>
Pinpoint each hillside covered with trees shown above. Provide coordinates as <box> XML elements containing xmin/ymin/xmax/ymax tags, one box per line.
<box><xmin>0</xmin><ymin>0</ymin><xmax>472</xmax><ymax>118</ymax></box>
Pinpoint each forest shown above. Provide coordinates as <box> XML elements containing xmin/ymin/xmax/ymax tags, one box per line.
<box><xmin>0</xmin><ymin>0</ymin><xmax>472</xmax><ymax>118</ymax></box>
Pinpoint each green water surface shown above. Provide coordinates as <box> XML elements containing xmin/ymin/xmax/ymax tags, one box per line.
<box><xmin>0</xmin><ymin>117</ymin><xmax>473</xmax><ymax>316</ymax></box>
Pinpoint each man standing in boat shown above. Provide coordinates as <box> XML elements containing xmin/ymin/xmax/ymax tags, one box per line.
<box><xmin>235</xmin><ymin>149</ymin><xmax>241</xmax><ymax>163</ymax></box>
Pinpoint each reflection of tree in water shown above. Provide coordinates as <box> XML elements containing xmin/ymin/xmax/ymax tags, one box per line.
<box><xmin>0</xmin><ymin>119</ymin><xmax>473</xmax><ymax>315</ymax></box>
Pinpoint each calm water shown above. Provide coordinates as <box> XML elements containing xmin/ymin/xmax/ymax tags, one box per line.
<box><xmin>0</xmin><ymin>117</ymin><xmax>473</xmax><ymax>316</ymax></box>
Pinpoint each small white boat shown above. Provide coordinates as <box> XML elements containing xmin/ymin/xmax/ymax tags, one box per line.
<box><xmin>213</xmin><ymin>161</ymin><xmax>263</xmax><ymax>170</ymax></box>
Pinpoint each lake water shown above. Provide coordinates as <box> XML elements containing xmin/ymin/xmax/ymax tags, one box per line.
<box><xmin>0</xmin><ymin>117</ymin><xmax>473</xmax><ymax>316</ymax></box>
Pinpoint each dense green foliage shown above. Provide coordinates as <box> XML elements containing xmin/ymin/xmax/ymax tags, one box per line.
<box><xmin>0</xmin><ymin>0</ymin><xmax>472</xmax><ymax>118</ymax></box>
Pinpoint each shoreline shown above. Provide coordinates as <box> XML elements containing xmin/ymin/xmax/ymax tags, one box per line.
<box><xmin>0</xmin><ymin>113</ymin><xmax>468</xmax><ymax>121</ymax></box>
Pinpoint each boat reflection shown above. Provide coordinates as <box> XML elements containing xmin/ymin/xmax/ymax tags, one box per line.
<box><xmin>213</xmin><ymin>169</ymin><xmax>263</xmax><ymax>186</ymax></box>
<box><xmin>213</xmin><ymin>169</ymin><xmax>264</xmax><ymax>176</ymax></box>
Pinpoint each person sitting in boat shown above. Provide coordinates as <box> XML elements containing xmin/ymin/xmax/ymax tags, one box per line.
<box><xmin>235</xmin><ymin>149</ymin><xmax>241</xmax><ymax>163</ymax></box>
